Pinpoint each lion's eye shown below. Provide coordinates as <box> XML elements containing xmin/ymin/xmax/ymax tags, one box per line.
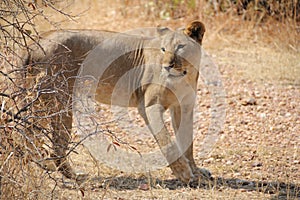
<box><xmin>177</xmin><ymin>44</ymin><xmax>185</xmax><ymax>50</ymax></box>
<box><xmin>161</xmin><ymin>47</ymin><xmax>166</xmax><ymax>52</ymax></box>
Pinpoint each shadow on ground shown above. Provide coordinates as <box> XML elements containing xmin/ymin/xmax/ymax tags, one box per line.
<box><xmin>73</xmin><ymin>175</ymin><xmax>299</xmax><ymax>199</ymax></box>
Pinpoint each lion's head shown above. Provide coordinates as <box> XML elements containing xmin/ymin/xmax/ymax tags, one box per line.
<box><xmin>155</xmin><ymin>21</ymin><xmax>205</xmax><ymax>87</ymax></box>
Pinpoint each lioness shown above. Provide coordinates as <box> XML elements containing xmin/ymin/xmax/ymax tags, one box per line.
<box><xmin>21</xmin><ymin>21</ymin><xmax>209</xmax><ymax>183</ymax></box>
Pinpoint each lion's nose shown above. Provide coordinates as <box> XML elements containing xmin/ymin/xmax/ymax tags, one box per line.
<box><xmin>163</xmin><ymin>62</ymin><xmax>175</xmax><ymax>71</ymax></box>
<box><xmin>164</xmin><ymin>66</ymin><xmax>171</xmax><ymax>72</ymax></box>
<box><xmin>164</xmin><ymin>63</ymin><xmax>174</xmax><ymax>70</ymax></box>
<box><xmin>169</xmin><ymin>63</ymin><xmax>175</xmax><ymax>68</ymax></box>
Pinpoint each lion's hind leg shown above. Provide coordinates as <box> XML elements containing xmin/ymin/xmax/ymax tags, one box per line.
<box><xmin>50</xmin><ymin>112</ymin><xmax>77</xmax><ymax>179</ymax></box>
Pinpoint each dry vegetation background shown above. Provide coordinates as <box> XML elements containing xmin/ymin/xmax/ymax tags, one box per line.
<box><xmin>0</xmin><ymin>0</ymin><xmax>300</xmax><ymax>199</ymax></box>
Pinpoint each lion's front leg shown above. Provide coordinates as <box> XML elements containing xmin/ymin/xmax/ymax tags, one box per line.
<box><xmin>170</xmin><ymin>106</ymin><xmax>196</xmax><ymax>169</ymax></box>
<box><xmin>138</xmin><ymin>103</ymin><xmax>193</xmax><ymax>183</ymax></box>
<box><xmin>170</xmin><ymin>105</ymin><xmax>212</xmax><ymax>181</ymax></box>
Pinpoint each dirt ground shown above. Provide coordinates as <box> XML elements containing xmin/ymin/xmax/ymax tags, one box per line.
<box><xmin>5</xmin><ymin>0</ymin><xmax>300</xmax><ymax>199</ymax></box>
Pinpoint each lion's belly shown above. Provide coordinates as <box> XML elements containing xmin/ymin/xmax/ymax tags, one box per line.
<box><xmin>95</xmin><ymin>82</ymin><xmax>140</xmax><ymax>107</ymax></box>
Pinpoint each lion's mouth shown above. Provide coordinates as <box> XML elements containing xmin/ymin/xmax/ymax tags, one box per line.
<box><xmin>168</xmin><ymin>73</ymin><xmax>184</xmax><ymax>78</ymax></box>
<box><xmin>164</xmin><ymin>66</ymin><xmax>186</xmax><ymax>78</ymax></box>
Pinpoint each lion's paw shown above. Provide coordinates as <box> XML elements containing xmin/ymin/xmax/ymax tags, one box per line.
<box><xmin>75</xmin><ymin>171</ymin><xmax>89</xmax><ymax>184</ymax></box>
<box><xmin>169</xmin><ymin>156</ymin><xmax>194</xmax><ymax>183</ymax></box>
<box><xmin>193</xmin><ymin>167</ymin><xmax>213</xmax><ymax>181</ymax></box>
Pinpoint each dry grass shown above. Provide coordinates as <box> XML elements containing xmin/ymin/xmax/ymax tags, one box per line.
<box><xmin>1</xmin><ymin>0</ymin><xmax>299</xmax><ymax>199</ymax></box>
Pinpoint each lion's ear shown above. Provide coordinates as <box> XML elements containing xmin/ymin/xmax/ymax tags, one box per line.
<box><xmin>184</xmin><ymin>21</ymin><xmax>205</xmax><ymax>45</ymax></box>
